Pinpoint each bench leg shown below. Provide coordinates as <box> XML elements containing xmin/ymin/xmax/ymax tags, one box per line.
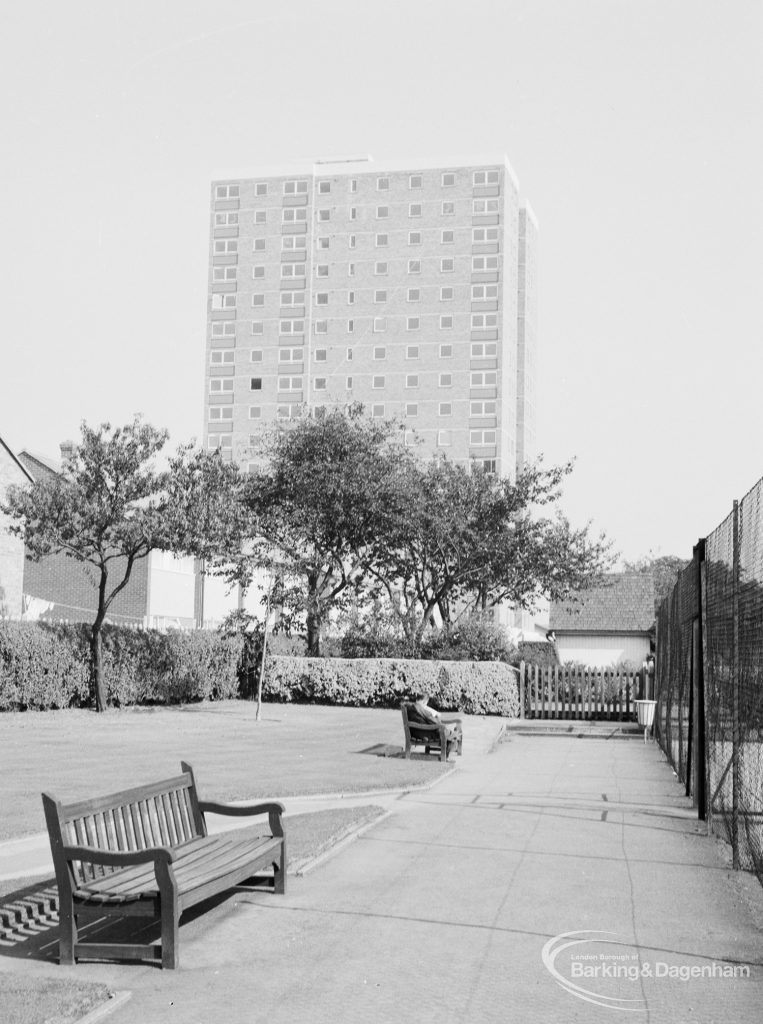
<box><xmin>157</xmin><ymin>862</ymin><xmax>179</xmax><ymax>969</ymax></box>
<box><xmin>58</xmin><ymin>900</ymin><xmax>77</xmax><ymax>966</ymax></box>
<box><xmin>160</xmin><ymin>903</ymin><xmax>179</xmax><ymax>969</ymax></box>
<box><xmin>273</xmin><ymin>839</ymin><xmax>287</xmax><ymax>895</ymax></box>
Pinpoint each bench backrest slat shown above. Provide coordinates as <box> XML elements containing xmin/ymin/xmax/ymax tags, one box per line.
<box><xmin>61</xmin><ymin>774</ymin><xmax>194</xmax><ymax>822</ymax></box>
<box><xmin>47</xmin><ymin>770</ymin><xmax>205</xmax><ymax>887</ymax></box>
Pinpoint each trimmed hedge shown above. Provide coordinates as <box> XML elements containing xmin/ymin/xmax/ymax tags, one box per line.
<box><xmin>264</xmin><ymin>655</ymin><xmax>520</xmax><ymax>717</ymax></box>
<box><xmin>0</xmin><ymin>622</ymin><xmax>243</xmax><ymax>711</ymax></box>
<box><xmin>0</xmin><ymin>623</ymin><xmax>519</xmax><ymax>716</ymax></box>
<box><xmin>0</xmin><ymin>623</ymin><xmax>90</xmax><ymax>710</ymax></box>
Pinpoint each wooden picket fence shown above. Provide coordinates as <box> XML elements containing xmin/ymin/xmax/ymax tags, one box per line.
<box><xmin>518</xmin><ymin>662</ymin><xmax>642</xmax><ymax>721</ymax></box>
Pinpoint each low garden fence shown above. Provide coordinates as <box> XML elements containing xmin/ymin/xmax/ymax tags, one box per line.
<box><xmin>518</xmin><ymin>662</ymin><xmax>642</xmax><ymax>721</ymax></box>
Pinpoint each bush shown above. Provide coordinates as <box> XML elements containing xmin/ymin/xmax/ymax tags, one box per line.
<box><xmin>339</xmin><ymin>627</ymin><xmax>414</xmax><ymax>660</ymax></box>
<box><xmin>514</xmin><ymin>640</ymin><xmax>559</xmax><ymax>668</ymax></box>
<box><xmin>340</xmin><ymin>617</ymin><xmax>516</xmax><ymax>663</ymax></box>
<box><xmin>419</xmin><ymin>620</ymin><xmax>515</xmax><ymax>663</ymax></box>
<box><xmin>0</xmin><ymin>622</ymin><xmax>243</xmax><ymax>711</ymax></box>
<box><xmin>264</xmin><ymin>655</ymin><xmax>520</xmax><ymax>717</ymax></box>
<box><xmin>0</xmin><ymin>622</ymin><xmax>90</xmax><ymax>710</ymax></box>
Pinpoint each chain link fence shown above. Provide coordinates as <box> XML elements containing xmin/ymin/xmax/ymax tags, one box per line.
<box><xmin>656</xmin><ymin>479</ymin><xmax>763</xmax><ymax>886</ymax></box>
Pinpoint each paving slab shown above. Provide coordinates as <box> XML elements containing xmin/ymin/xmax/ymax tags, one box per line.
<box><xmin>2</xmin><ymin>727</ymin><xmax>762</xmax><ymax>1024</ymax></box>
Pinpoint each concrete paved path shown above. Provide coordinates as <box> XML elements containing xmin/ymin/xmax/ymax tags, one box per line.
<box><xmin>3</xmin><ymin>726</ymin><xmax>763</xmax><ymax>1023</ymax></box>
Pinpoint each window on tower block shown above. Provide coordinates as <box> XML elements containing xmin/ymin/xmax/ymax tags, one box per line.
<box><xmin>473</xmin><ymin>170</ymin><xmax>500</xmax><ymax>186</ymax></box>
<box><xmin>283</xmin><ymin>179</ymin><xmax>308</xmax><ymax>195</ymax></box>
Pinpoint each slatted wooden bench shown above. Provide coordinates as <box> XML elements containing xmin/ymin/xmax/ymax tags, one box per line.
<box><xmin>401</xmin><ymin>702</ymin><xmax>463</xmax><ymax>762</ymax></box>
<box><xmin>41</xmin><ymin>761</ymin><xmax>286</xmax><ymax>969</ymax></box>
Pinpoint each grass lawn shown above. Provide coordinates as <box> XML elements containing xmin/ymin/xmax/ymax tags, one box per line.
<box><xmin>0</xmin><ymin>701</ymin><xmax>451</xmax><ymax>841</ymax></box>
<box><xmin>0</xmin><ymin>974</ymin><xmax>114</xmax><ymax>1024</ymax></box>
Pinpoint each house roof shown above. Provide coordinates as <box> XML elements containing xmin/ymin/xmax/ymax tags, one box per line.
<box><xmin>16</xmin><ymin>449</ymin><xmax>61</xmax><ymax>480</ymax></box>
<box><xmin>549</xmin><ymin>573</ymin><xmax>655</xmax><ymax>634</ymax></box>
<box><xmin>0</xmin><ymin>434</ymin><xmax>35</xmax><ymax>484</ymax></box>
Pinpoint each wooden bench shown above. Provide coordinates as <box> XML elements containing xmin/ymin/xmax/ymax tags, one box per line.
<box><xmin>401</xmin><ymin>702</ymin><xmax>463</xmax><ymax>762</ymax></box>
<box><xmin>41</xmin><ymin>761</ymin><xmax>286</xmax><ymax>969</ymax></box>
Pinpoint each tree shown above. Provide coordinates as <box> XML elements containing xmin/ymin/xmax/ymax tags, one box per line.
<box><xmin>243</xmin><ymin>406</ymin><xmax>412</xmax><ymax>656</ymax></box>
<box><xmin>364</xmin><ymin>457</ymin><xmax>615</xmax><ymax>643</ymax></box>
<box><xmin>622</xmin><ymin>552</ymin><xmax>689</xmax><ymax>612</ymax></box>
<box><xmin>1</xmin><ymin>418</ymin><xmax>247</xmax><ymax>711</ymax></box>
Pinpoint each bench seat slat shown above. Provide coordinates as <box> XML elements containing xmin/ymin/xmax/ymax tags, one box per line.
<box><xmin>72</xmin><ymin>833</ymin><xmax>280</xmax><ymax>905</ymax></box>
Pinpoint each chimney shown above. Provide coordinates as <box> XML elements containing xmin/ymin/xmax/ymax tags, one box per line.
<box><xmin>59</xmin><ymin>440</ymin><xmax>75</xmax><ymax>462</ymax></box>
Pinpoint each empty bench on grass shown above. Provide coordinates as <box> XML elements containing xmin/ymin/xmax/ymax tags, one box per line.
<box><xmin>401</xmin><ymin>702</ymin><xmax>463</xmax><ymax>762</ymax></box>
<box><xmin>41</xmin><ymin>761</ymin><xmax>286</xmax><ymax>970</ymax></box>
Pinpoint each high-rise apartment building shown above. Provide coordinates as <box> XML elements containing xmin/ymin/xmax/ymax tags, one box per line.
<box><xmin>204</xmin><ymin>156</ymin><xmax>537</xmax><ymax>479</ymax></box>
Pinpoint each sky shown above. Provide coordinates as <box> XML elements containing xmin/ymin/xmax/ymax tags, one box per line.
<box><xmin>0</xmin><ymin>0</ymin><xmax>761</xmax><ymax>565</ymax></box>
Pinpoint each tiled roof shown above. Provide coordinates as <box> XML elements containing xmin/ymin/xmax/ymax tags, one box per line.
<box><xmin>16</xmin><ymin>449</ymin><xmax>61</xmax><ymax>481</ymax></box>
<box><xmin>549</xmin><ymin>573</ymin><xmax>655</xmax><ymax>634</ymax></box>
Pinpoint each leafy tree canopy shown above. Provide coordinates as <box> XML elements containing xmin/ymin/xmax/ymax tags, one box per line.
<box><xmin>622</xmin><ymin>551</ymin><xmax>689</xmax><ymax>612</ymax></box>
<box><xmin>364</xmin><ymin>457</ymin><xmax>615</xmax><ymax>640</ymax></box>
<box><xmin>242</xmin><ymin>405</ymin><xmax>412</xmax><ymax>655</ymax></box>
<box><xmin>2</xmin><ymin>417</ymin><xmax>247</xmax><ymax>710</ymax></box>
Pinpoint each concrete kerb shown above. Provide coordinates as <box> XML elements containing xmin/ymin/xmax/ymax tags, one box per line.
<box><xmin>503</xmin><ymin>717</ymin><xmax>646</xmax><ymax>740</ymax></box>
<box><xmin>291</xmin><ymin>809</ymin><xmax>394</xmax><ymax>877</ymax></box>
<box><xmin>72</xmin><ymin>991</ymin><xmax>132</xmax><ymax>1024</ymax></box>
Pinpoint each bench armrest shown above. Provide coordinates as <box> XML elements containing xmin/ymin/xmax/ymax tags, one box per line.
<box><xmin>62</xmin><ymin>844</ymin><xmax>176</xmax><ymax>868</ymax></box>
<box><xmin>198</xmin><ymin>800</ymin><xmax>285</xmax><ymax>838</ymax></box>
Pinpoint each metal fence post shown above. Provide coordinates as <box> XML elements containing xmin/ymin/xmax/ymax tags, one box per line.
<box><xmin>732</xmin><ymin>501</ymin><xmax>740</xmax><ymax>869</ymax></box>
<box><xmin>694</xmin><ymin>538</ymin><xmax>707</xmax><ymax>821</ymax></box>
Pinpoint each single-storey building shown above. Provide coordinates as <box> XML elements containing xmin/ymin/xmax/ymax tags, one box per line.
<box><xmin>548</xmin><ymin>572</ymin><xmax>655</xmax><ymax>669</ymax></box>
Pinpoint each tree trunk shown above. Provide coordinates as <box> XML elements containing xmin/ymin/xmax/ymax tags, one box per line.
<box><xmin>90</xmin><ymin>625</ymin><xmax>106</xmax><ymax>713</ymax></box>
<box><xmin>306</xmin><ymin>612</ymin><xmax>321</xmax><ymax>657</ymax></box>
<box><xmin>306</xmin><ymin>571</ymin><xmax>321</xmax><ymax>657</ymax></box>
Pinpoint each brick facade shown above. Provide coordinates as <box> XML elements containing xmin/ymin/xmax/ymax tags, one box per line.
<box><xmin>0</xmin><ymin>438</ymin><xmax>31</xmax><ymax>618</ymax></box>
<box><xmin>22</xmin><ymin>549</ymin><xmax>150</xmax><ymax>624</ymax></box>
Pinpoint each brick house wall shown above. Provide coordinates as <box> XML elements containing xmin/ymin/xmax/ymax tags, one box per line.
<box><xmin>0</xmin><ymin>438</ymin><xmax>31</xmax><ymax>618</ymax></box>
<box><xmin>23</xmin><ymin>549</ymin><xmax>149</xmax><ymax>624</ymax></box>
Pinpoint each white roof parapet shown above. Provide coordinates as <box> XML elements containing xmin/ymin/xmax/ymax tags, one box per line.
<box><xmin>211</xmin><ymin>153</ymin><xmax>522</xmax><ymax>184</ymax></box>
